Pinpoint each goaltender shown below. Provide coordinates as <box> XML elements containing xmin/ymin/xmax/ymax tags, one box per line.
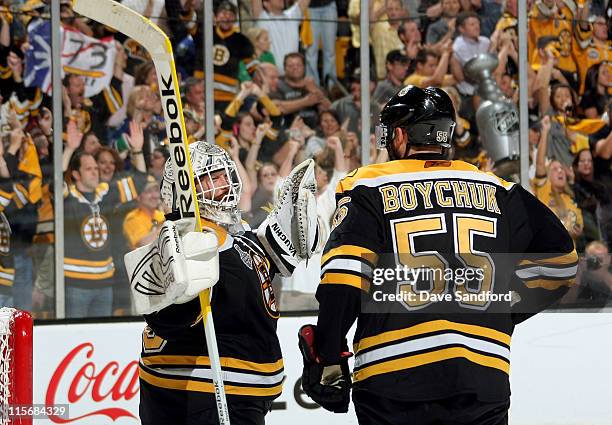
<box><xmin>298</xmin><ymin>86</ymin><xmax>578</xmax><ymax>424</ymax></box>
<box><xmin>125</xmin><ymin>141</ymin><xmax>321</xmax><ymax>424</ymax></box>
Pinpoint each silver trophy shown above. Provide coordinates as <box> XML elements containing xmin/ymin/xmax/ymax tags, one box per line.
<box><xmin>464</xmin><ymin>53</ymin><xmax>520</xmax><ymax>177</ymax></box>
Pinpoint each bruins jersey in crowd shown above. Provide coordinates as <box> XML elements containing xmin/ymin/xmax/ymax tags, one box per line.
<box><xmin>194</xmin><ymin>27</ymin><xmax>257</xmax><ymax>106</ymax></box>
<box><xmin>574</xmin><ymin>39</ymin><xmax>612</xmax><ymax>94</ymax></box>
<box><xmin>316</xmin><ymin>156</ymin><xmax>577</xmax><ymax>402</ymax></box>
<box><xmin>528</xmin><ymin>0</ymin><xmax>590</xmax><ymax>77</ymax></box>
<box><xmin>139</xmin><ymin>221</ymin><xmax>285</xmax><ymax>417</ymax></box>
<box><xmin>63</xmin><ymin>175</ymin><xmax>144</xmax><ymax>288</ymax></box>
<box><xmin>0</xmin><ymin>176</ymin><xmax>40</xmax><ymax>296</ymax></box>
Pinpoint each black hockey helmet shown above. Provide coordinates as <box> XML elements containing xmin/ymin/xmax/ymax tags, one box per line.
<box><xmin>375</xmin><ymin>85</ymin><xmax>456</xmax><ymax>157</ymax></box>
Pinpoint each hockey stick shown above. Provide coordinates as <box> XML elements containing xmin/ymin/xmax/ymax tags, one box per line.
<box><xmin>70</xmin><ymin>1</ymin><xmax>231</xmax><ymax>423</ymax></box>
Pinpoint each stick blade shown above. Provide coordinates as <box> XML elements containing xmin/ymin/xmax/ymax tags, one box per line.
<box><xmin>72</xmin><ymin>0</ymin><xmax>170</xmax><ymax>60</ymax></box>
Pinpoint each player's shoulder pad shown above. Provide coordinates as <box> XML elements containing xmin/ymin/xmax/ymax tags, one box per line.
<box><xmin>336</xmin><ymin>160</ymin><xmax>516</xmax><ymax>194</ymax></box>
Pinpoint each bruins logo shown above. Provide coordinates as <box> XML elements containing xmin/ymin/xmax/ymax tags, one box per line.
<box><xmin>252</xmin><ymin>252</ymin><xmax>279</xmax><ymax>319</ymax></box>
<box><xmin>588</xmin><ymin>49</ymin><xmax>600</xmax><ymax>60</ymax></box>
<box><xmin>212</xmin><ymin>44</ymin><xmax>230</xmax><ymax>66</ymax></box>
<box><xmin>142</xmin><ymin>327</ymin><xmax>167</xmax><ymax>353</ymax></box>
<box><xmin>81</xmin><ymin>214</ymin><xmax>109</xmax><ymax>250</ymax></box>
<box><xmin>331</xmin><ymin>196</ymin><xmax>351</xmax><ymax>232</ymax></box>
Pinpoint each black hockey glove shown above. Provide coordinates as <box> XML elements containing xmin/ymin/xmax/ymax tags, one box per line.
<box><xmin>298</xmin><ymin>324</ymin><xmax>352</xmax><ymax>413</ymax></box>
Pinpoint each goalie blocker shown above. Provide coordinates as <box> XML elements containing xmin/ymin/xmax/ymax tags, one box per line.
<box><xmin>125</xmin><ymin>142</ymin><xmax>321</xmax><ymax>425</ymax></box>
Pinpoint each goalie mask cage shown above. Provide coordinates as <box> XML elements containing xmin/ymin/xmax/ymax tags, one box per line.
<box><xmin>0</xmin><ymin>308</ymin><xmax>33</xmax><ymax>425</ymax></box>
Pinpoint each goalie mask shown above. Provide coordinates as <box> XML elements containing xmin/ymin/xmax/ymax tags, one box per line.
<box><xmin>161</xmin><ymin>141</ymin><xmax>243</xmax><ymax>226</ymax></box>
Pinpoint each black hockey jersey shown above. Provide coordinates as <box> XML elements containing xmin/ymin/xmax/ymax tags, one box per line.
<box><xmin>139</xmin><ymin>220</ymin><xmax>284</xmax><ymax>403</ymax></box>
<box><xmin>63</xmin><ymin>176</ymin><xmax>142</xmax><ymax>288</ymax></box>
<box><xmin>209</xmin><ymin>27</ymin><xmax>256</xmax><ymax>104</ymax></box>
<box><xmin>316</xmin><ymin>156</ymin><xmax>577</xmax><ymax>402</ymax></box>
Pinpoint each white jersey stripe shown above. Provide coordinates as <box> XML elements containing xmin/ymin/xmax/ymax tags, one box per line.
<box><xmin>321</xmin><ymin>258</ymin><xmax>373</xmax><ymax>278</ymax></box>
<box><xmin>515</xmin><ymin>264</ymin><xmax>578</xmax><ymax>280</ymax></box>
<box><xmin>354</xmin><ymin>332</ymin><xmax>510</xmax><ymax>369</ymax></box>
<box><xmin>64</xmin><ymin>262</ymin><xmax>115</xmax><ymax>274</ymax></box>
<box><xmin>142</xmin><ymin>362</ymin><xmax>285</xmax><ymax>386</ymax></box>
<box><xmin>347</xmin><ymin>171</ymin><xmax>515</xmax><ymax>192</ymax></box>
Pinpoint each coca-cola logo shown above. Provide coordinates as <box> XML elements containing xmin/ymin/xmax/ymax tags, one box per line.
<box><xmin>45</xmin><ymin>342</ymin><xmax>139</xmax><ymax>423</ymax></box>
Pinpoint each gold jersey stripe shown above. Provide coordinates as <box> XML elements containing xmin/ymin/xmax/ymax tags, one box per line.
<box><xmin>214</xmin><ymin>73</ymin><xmax>239</xmax><ymax>85</ymax></box>
<box><xmin>320</xmin><ymin>272</ymin><xmax>370</xmax><ymax>291</ymax></box>
<box><xmin>102</xmin><ymin>88</ymin><xmax>118</xmax><ymax>115</ymax></box>
<box><xmin>141</xmin><ymin>355</ymin><xmax>284</xmax><ymax>374</ymax></box>
<box><xmin>213</xmin><ymin>90</ymin><xmax>237</xmax><ymax>102</ymax></box>
<box><xmin>355</xmin><ymin>320</ymin><xmax>511</xmax><ymax>353</ymax></box>
<box><xmin>518</xmin><ymin>250</ymin><xmax>578</xmax><ymax>267</ymax></box>
<box><xmin>64</xmin><ymin>256</ymin><xmax>114</xmax><ymax>267</ymax></box>
<box><xmin>65</xmin><ymin>270</ymin><xmax>115</xmax><ymax>280</ymax></box>
<box><xmin>139</xmin><ymin>367</ymin><xmax>283</xmax><ymax>397</ymax></box>
<box><xmin>353</xmin><ymin>346</ymin><xmax>510</xmax><ymax>383</ymax></box>
<box><xmin>321</xmin><ymin>245</ymin><xmax>378</xmax><ymax>267</ymax></box>
<box><xmin>117</xmin><ymin>180</ymin><xmax>128</xmax><ymax>204</ymax></box>
<box><xmin>523</xmin><ymin>278</ymin><xmax>575</xmax><ymax>290</ymax></box>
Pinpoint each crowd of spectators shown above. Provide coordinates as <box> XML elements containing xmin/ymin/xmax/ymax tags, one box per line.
<box><xmin>1</xmin><ymin>0</ymin><xmax>612</xmax><ymax>317</ymax></box>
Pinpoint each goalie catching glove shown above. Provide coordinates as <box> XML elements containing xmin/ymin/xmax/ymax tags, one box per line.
<box><xmin>298</xmin><ymin>324</ymin><xmax>352</xmax><ymax>413</ymax></box>
<box><xmin>125</xmin><ymin>218</ymin><xmax>219</xmax><ymax>314</ymax></box>
<box><xmin>257</xmin><ymin>159</ymin><xmax>321</xmax><ymax>276</ymax></box>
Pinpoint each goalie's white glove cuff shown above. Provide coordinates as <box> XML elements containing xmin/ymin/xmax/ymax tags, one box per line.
<box><xmin>175</xmin><ymin>229</ymin><xmax>219</xmax><ymax>304</ymax></box>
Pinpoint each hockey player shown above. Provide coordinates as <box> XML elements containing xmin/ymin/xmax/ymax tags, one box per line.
<box><xmin>125</xmin><ymin>141</ymin><xmax>320</xmax><ymax>424</ymax></box>
<box><xmin>298</xmin><ymin>86</ymin><xmax>578</xmax><ymax>424</ymax></box>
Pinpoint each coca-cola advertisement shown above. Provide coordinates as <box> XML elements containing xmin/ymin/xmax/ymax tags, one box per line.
<box><xmin>33</xmin><ymin>319</ymin><xmax>358</xmax><ymax>425</ymax></box>
<box><xmin>33</xmin><ymin>315</ymin><xmax>612</xmax><ymax>424</ymax></box>
<box><xmin>34</xmin><ymin>322</ymin><xmax>143</xmax><ymax>425</ymax></box>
